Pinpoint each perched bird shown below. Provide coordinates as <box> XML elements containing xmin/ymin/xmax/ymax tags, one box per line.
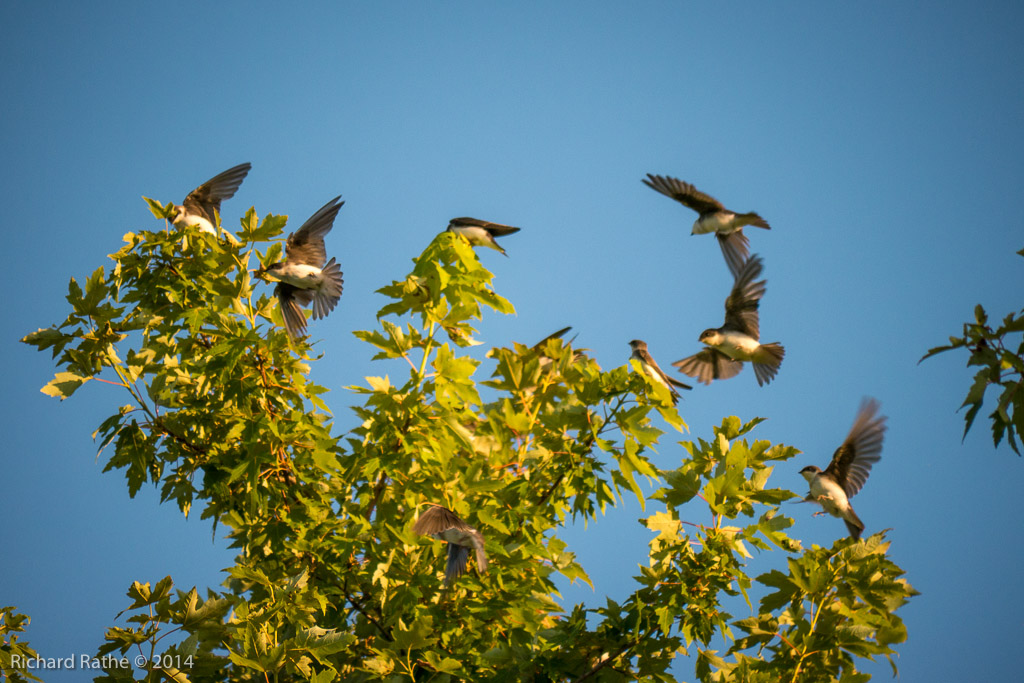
<box><xmin>643</xmin><ymin>174</ymin><xmax>770</xmax><ymax>277</ymax></box>
<box><xmin>258</xmin><ymin>196</ymin><xmax>345</xmax><ymax>339</ymax></box>
<box><xmin>447</xmin><ymin>217</ymin><xmax>521</xmax><ymax>256</ymax></box>
<box><xmin>799</xmin><ymin>399</ymin><xmax>887</xmax><ymax>540</ymax></box>
<box><xmin>629</xmin><ymin>339</ymin><xmax>692</xmax><ymax>405</ymax></box>
<box><xmin>673</xmin><ymin>254</ymin><xmax>785</xmax><ymax>386</ymax></box>
<box><xmin>413</xmin><ymin>504</ymin><xmax>488</xmax><ymax>585</ymax></box>
<box><xmin>167</xmin><ymin>162</ymin><xmax>252</xmax><ymax>238</ymax></box>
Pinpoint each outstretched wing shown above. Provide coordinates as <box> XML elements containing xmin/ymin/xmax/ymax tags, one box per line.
<box><xmin>642</xmin><ymin>174</ymin><xmax>724</xmax><ymax>214</ymax></box>
<box><xmin>718</xmin><ymin>230</ymin><xmax>751</xmax><ymax>279</ymax></box>
<box><xmin>413</xmin><ymin>504</ymin><xmax>474</xmax><ymax>536</ymax></box>
<box><xmin>182</xmin><ymin>162</ymin><xmax>252</xmax><ymax>219</ymax></box>
<box><xmin>824</xmin><ymin>399</ymin><xmax>887</xmax><ymax>498</ymax></box>
<box><xmin>723</xmin><ymin>254</ymin><xmax>766</xmax><ymax>338</ymax></box>
<box><xmin>673</xmin><ymin>348</ymin><xmax>744</xmax><ymax>385</ymax></box>
<box><xmin>285</xmin><ymin>196</ymin><xmax>344</xmax><ymax>267</ymax></box>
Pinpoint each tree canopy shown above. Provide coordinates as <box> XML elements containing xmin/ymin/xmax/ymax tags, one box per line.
<box><xmin>12</xmin><ymin>203</ymin><xmax>915</xmax><ymax>682</ymax></box>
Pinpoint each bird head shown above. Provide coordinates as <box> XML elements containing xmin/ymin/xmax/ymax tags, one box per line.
<box><xmin>628</xmin><ymin>339</ymin><xmax>646</xmax><ymax>352</ymax></box>
<box><xmin>167</xmin><ymin>204</ymin><xmax>185</xmax><ymax>225</ymax></box>
<box><xmin>799</xmin><ymin>465</ymin><xmax>821</xmax><ymax>482</ymax></box>
<box><xmin>257</xmin><ymin>262</ymin><xmax>284</xmax><ymax>282</ymax></box>
<box><xmin>698</xmin><ymin>329</ymin><xmax>722</xmax><ymax>345</ymax></box>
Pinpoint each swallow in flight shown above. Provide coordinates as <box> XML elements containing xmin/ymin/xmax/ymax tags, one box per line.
<box><xmin>413</xmin><ymin>504</ymin><xmax>488</xmax><ymax>585</ymax></box>
<box><xmin>167</xmin><ymin>162</ymin><xmax>252</xmax><ymax>238</ymax></box>
<box><xmin>643</xmin><ymin>173</ymin><xmax>769</xmax><ymax>277</ymax></box>
<box><xmin>672</xmin><ymin>254</ymin><xmax>784</xmax><ymax>386</ymax></box>
<box><xmin>258</xmin><ymin>196</ymin><xmax>345</xmax><ymax>339</ymax></box>
<box><xmin>799</xmin><ymin>399</ymin><xmax>887</xmax><ymax>540</ymax></box>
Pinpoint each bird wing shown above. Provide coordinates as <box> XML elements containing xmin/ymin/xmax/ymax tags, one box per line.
<box><xmin>824</xmin><ymin>399</ymin><xmax>887</xmax><ymax>498</ymax></box>
<box><xmin>285</xmin><ymin>196</ymin><xmax>344</xmax><ymax>267</ymax></box>
<box><xmin>531</xmin><ymin>326</ymin><xmax>573</xmax><ymax>351</ymax></box>
<box><xmin>667</xmin><ymin>376</ymin><xmax>693</xmax><ymax>391</ymax></box>
<box><xmin>717</xmin><ymin>231</ymin><xmax>751</xmax><ymax>279</ymax></box>
<box><xmin>641</xmin><ymin>349</ymin><xmax>679</xmax><ymax>390</ymax></box>
<box><xmin>449</xmin><ymin>217</ymin><xmax>521</xmax><ymax>236</ymax></box>
<box><xmin>182</xmin><ymin>162</ymin><xmax>252</xmax><ymax>219</ymax></box>
<box><xmin>275</xmin><ymin>283</ymin><xmax>311</xmax><ymax>339</ymax></box>
<box><xmin>672</xmin><ymin>348</ymin><xmax>744</xmax><ymax>384</ymax></box>
<box><xmin>642</xmin><ymin>174</ymin><xmax>724</xmax><ymax>213</ymax></box>
<box><xmin>413</xmin><ymin>504</ymin><xmax>474</xmax><ymax>536</ymax></box>
<box><xmin>723</xmin><ymin>254</ymin><xmax>766</xmax><ymax>339</ymax></box>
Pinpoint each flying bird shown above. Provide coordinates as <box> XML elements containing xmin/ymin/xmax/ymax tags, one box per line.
<box><xmin>643</xmin><ymin>174</ymin><xmax>770</xmax><ymax>277</ymax></box>
<box><xmin>167</xmin><ymin>162</ymin><xmax>252</xmax><ymax>238</ymax></box>
<box><xmin>447</xmin><ymin>217</ymin><xmax>521</xmax><ymax>256</ymax></box>
<box><xmin>629</xmin><ymin>339</ymin><xmax>692</xmax><ymax>404</ymax></box>
<box><xmin>413</xmin><ymin>504</ymin><xmax>488</xmax><ymax>585</ymax></box>
<box><xmin>258</xmin><ymin>196</ymin><xmax>345</xmax><ymax>339</ymax></box>
<box><xmin>799</xmin><ymin>399</ymin><xmax>887</xmax><ymax>540</ymax></box>
<box><xmin>672</xmin><ymin>254</ymin><xmax>784</xmax><ymax>386</ymax></box>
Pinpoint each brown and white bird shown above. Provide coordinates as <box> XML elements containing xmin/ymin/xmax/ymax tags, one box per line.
<box><xmin>447</xmin><ymin>217</ymin><xmax>521</xmax><ymax>256</ymax></box>
<box><xmin>643</xmin><ymin>174</ymin><xmax>769</xmax><ymax>277</ymax></box>
<box><xmin>258</xmin><ymin>196</ymin><xmax>344</xmax><ymax>339</ymax></box>
<box><xmin>629</xmin><ymin>339</ymin><xmax>691</xmax><ymax>405</ymax></box>
<box><xmin>673</xmin><ymin>254</ymin><xmax>784</xmax><ymax>386</ymax></box>
<box><xmin>413</xmin><ymin>504</ymin><xmax>488</xmax><ymax>585</ymax></box>
<box><xmin>167</xmin><ymin>163</ymin><xmax>252</xmax><ymax>238</ymax></box>
<box><xmin>799</xmin><ymin>399</ymin><xmax>887</xmax><ymax>540</ymax></box>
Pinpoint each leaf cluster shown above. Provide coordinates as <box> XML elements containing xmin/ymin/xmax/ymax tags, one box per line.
<box><xmin>921</xmin><ymin>251</ymin><xmax>1024</xmax><ymax>455</ymax></box>
<box><xmin>0</xmin><ymin>606</ymin><xmax>41</xmax><ymax>683</ymax></box>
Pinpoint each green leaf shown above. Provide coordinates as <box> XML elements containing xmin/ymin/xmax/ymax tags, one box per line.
<box><xmin>41</xmin><ymin>371</ymin><xmax>88</xmax><ymax>400</ymax></box>
<box><xmin>21</xmin><ymin>327</ymin><xmax>71</xmax><ymax>356</ymax></box>
<box><xmin>424</xmin><ymin>651</ymin><xmax>462</xmax><ymax>673</ymax></box>
<box><xmin>143</xmin><ymin>196</ymin><xmax>171</xmax><ymax>219</ymax></box>
<box><xmin>228</xmin><ymin>650</ymin><xmax>266</xmax><ymax>672</ymax></box>
<box><xmin>645</xmin><ymin>510</ymin><xmax>681</xmax><ymax>541</ymax></box>
<box><xmin>392</xmin><ymin>617</ymin><xmax>436</xmax><ymax>650</ymax></box>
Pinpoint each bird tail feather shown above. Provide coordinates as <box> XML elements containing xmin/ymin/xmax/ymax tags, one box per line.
<box><xmin>844</xmin><ymin>507</ymin><xmax>866</xmax><ymax>540</ymax></box>
<box><xmin>445</xmin><ymin>545</ymin><xmax>470</xmax><ymax>585</ymax></box>
<box><xmin>738</xmin><ymin>212</ymin><xmax>771</xmax><ymax>229</ymax></box>
<box><xmin>752</xmin><ymin>343</ymin><xmax>785</xmax><ymax>386</ymax></box>
<box><xmin>311</xmin><ymin>258</ymin><xmax>344</xmax><ymax>320</ymax></box>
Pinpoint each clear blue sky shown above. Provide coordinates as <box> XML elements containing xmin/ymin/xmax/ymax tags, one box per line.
<box><xmin>3</xmin><ymin>2</ymin><xmax>1022</xmax><ymax>681</ymax></box>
